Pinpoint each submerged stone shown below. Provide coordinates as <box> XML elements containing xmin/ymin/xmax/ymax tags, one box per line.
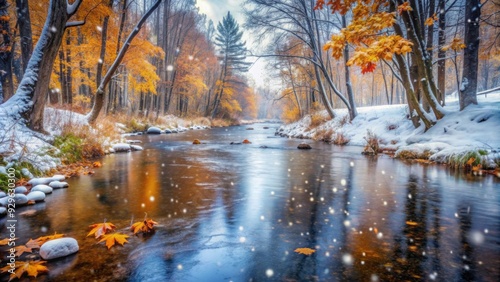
<box><xmin>297</xmin><ymin>143</ymin><xmax>312</xmax><ymax>149</ymax></box>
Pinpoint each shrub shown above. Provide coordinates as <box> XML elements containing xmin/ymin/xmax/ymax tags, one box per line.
<box><xmin>362</xmin><ymin>130</ymin><xmax>379</xmax><ymax>155</ymax></box>
<box><xmin>309</xmin><ymin>112</ymin><xmax>327</xmax><ymax>129</ymax></box>
<box><xmin>338</xmin><ymin>115</ymin><xmax>350</xmax><ymax>127</ymax></box>
<box><xmin>53</xmin><ymin>125</ymin><xmax>105</xmax><ymax>164</ymax></box>
<box><xmin>313</xmin><ymin>128</ymin><xmax>333</xmax><ymax>142</ymax></box>
<box><xmin>332</xmin><ymin>132</ymin><xmax>350</xmax><ymax>145</ymax></box>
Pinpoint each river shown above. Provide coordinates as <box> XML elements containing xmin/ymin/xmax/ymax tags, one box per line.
<box><xmin>2</xmin><ymin>124</ymin><xmax>499</xmax><ymax>281</ymax></box>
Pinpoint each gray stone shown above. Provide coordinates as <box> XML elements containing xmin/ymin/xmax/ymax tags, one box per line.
<box><xmin>14</xmin><ymin>194</ymin><xmax>28</xmax><ymax>205</ymax></box>
<box><xmin>27</xmin><ymin>191</ymin><xmax>46</xmax><ymax>202</ymax></box>
<box><xmin>14</xmin><ymin>186</ymin><xmax>28</xmax><ymax>194</ymax></box>
<box><xmin>0</xmin><ymin>192</ymin><xmax>6</xmax><ymax>198</ymax></box>
<box><xmin>112</xmin><ymin>143</ymin><xmax>131</xmax><ymax>153</ymax></box>
<box><xmin>49</xmin><ymin>181</ymin><xmax>69</xmax><ymax>189</ymax></box>
<box><xmin>164</xmin><ymin>129</ymin><xmax>172</xmax><ymax>134</ymax></box>
<box><xmin>0</xmin><ymin>207</ymin><xmax>6</xmax><ymax>216</ymax></box>
<box><xmin>28</xmin><ymin>177</ymin><xmax>53</xmax><ymax>186</ymax></box>
<box><xmin>146</xmin><ymin>126</ymin><xmax>162</xmax><ymax>134</ymax></box>
<box><xmin>40</xmin><ymin>238</ymin><xmax>79</xmax><ymax>260</ymax></box>
<box><xmin>31</xmin><ymin>185</ymin><xmax>53</xmax><ymax>194</ymax></box>
<box><xmin>0</xmin><ymin>197</ymin><xmax>7</xmax><ymax>207</ymax></box>
<box><xmin>297</xmin><ymin>143</ymin><xmax>312</xmax><ymax>150</ymax></box>
<box><xmin>51</xmin><ymin>174</ymin><xmax>66</xmax><ymax>181</ymax></box>
<box><xmin>130</xmin><ymin>145</ymin><xmax>143</xmax><ymax>151</ymax></box>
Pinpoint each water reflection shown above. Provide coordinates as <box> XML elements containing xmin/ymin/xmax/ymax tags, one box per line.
<box><xmin>1</xmin><ymin>125</ymin><xmax>498</xmax><ymax>282</ymax></box>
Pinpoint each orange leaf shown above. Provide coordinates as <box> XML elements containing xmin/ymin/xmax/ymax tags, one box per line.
<box><xmin>98</xmin><ymin>233</ymin><xmax>129</xmax><ymax>249</ymax></box>
<box><xmin>398</xmin><ymin>2</ymin><xmax>413</xmax><ymax>14</ymax></box>
<box><xmin>425</xmin><ymin>17</ymin><xmax>434</xmax><ymax>26</ymax></box>
<box><xmin>406</xmin><ymin>221</ymin><xmax>418</xmax><ymax>226</ymax></box>
<box><xmin>0</xmin><ymin>238</ymin><xmax>16</xmax><ymax>246</ymax></box>
<box><xmin>88</xmin><ymin>222</ymin><xmax>116</xmax><ymax>239</ymax></box>
<box><xmin>32</xmin><ymin>233</ymin><xmax>65</xmax><ymax>247</ymax></box>
<box><xmin>294</xmin><ymin>247</ymin><xmax>316</xmax><ymax>255</ymax></box>
<box><xmin>466</xmin><ymin>157</ymin><xmax>475</xmax><ymax>166</ymax></box>
<box><xmin>361</xmin><ymin>62</ymin><xmax>377</xmax><ymax>74</ymax></box>
<box><xmin>131</xmin><ymin>218</ymin><xmax>158</xmax><ymax>235</ymax></box>
<box><xmin>0</xmin><ymin>260</ymin><xmax>48</xmax><ymax>281</ymax></box>
<box><xmin>14</xmin><ymin>245</ymin><xmax>33</xmax><ymax>257</ymax></box>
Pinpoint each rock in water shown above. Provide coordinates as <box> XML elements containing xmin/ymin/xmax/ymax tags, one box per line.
<box><xmin>28</xmin><ymin>177</ymin><xmax>54</xmax><ymax>186</ymax></box>
<box><xmin>242</xmin><ymin>139</ymin><xmax>252</xmax><ymax>144</ymax></box>
<box><xmin>40</xmin><ymin>238</ymin><xmax>79</xmax><ymax>260</ymax></box>
<box><xmin>49</xmin><ymin>181</ymin><xmax>69</xmax><ymax>189</ymax></box>
<box><xmin>0</xmin><ymin>207</ymin><xmax>6</xmax><ymax>216</ymax></box>
<box><xmin>146</xmin><ymin>127</ymin><xmax>162</xmax><ymax>134</ymax></box>
<box><xmin>193</xmin><ymin>139</ymin><xmax>201</xmax><ymax>144</ymax></box>
<box><xmin>31</xmin><ymin>185</ymin><xmax>53</xmax><ymax>194</ymax></box>
<box><xmin>112</xmin><ymin>143</ymin><xmax>131</xmax><ymax>152</ymax></box>
<box><xmin>51</xmin><ymin>174</ymin><xmax>66</xmax><ymax>181</ymax></box>
<box><xmin>131</xmin><ymin>145</ymin><xmax>144</xmax><ymax>151</ymax></box>
<box><xmin>297</xmin><ymin>143</ymin><xmax>312</xmax><ymax>149</ymax></box>
<box><xmin>27</xmin><ymin>191</ymin><xmax>46</xmax><ymax>202</ymax></box>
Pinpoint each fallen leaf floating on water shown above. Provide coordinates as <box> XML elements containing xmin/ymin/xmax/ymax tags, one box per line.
<box><xmin>14</xmin><ymin>245</ymin><xmax>33</xmax><ymax>257</ymax></box>
<box><xmin>131</xmin><ymin>218</ymin><xmax>158</xmax><ymax>234</ymax></box>
<box><xmin>294</xmin><ymin>247</ymin><xmax>316</xmax><ymax>255</ymax></box>
<box><xmin>98</xmin><ymin>233</ymin><xmax>129</xmax><ymax>249</ymax></box>
<box><xmin>88</xmin><ymin>221</ymin><xmax>116</xmax><ymax>238</ymax></box>
<box><xmin>0</xmin><ymin>260</ymin><xmax>48</xmax><ymax>281</ymax></box>
<box><xmin>406</xmin><ymin>221</ymin><xmax>418</xmax><ymax>226</ymax></box>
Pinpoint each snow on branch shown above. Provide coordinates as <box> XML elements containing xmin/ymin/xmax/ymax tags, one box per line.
<box><xmin>67</xmin><ymin>0</ymin><xmax>83</xmax><ymax>16</ymax></box>
<box><xmin>66</xmin><ymin>20</ymin><xmax>85</xmax><ymax>28</ymax></box>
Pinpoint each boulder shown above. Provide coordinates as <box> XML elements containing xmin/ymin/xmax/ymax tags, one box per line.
<box><xmin>31</xmin><ymin>185</ymin><xmax>53</xmax><ymax>194</ymax></box>
<box><xmin>297</xmin><ymin>143</ymin><xmax>312</xmax><ymax>150</ymax></box>
<box><xmin>40</xmin><ymin>238</ymin><xmax>79</xmax><ymax>260</ymax></box>
<box><xmin>27</xmin><ymin>191</ymin><xmax>46</xmax><ymax>202</ymax></box>
<box><xmin>49</xmin><ymin>181</ymin><xmax>69</xmax><ymax>189</ymax></box>
<box><xmin>28</xmin><ymin>177</ymin><xmax>54</xmax><ymax>186</ymax></box>
<box><xmin>51</xmin><ymin>174</ymin><xmax>66</xmax><ymax>181</ymax></box>
<box><xmin>146</xmin><ymin>127</ymin><xmax>162</xmax><ymax>134</ymax></box>
<box><xmin>14</xmin><ymin>194</ymin><xmax>29</xmax><ymax>205</ymax></box>
<box><xmin>14</xmin><ymin>186</ymin><xmax>28</xmax><ymax>194</ymax></box>
<box><xmin>0</xmin><ymin>191</ymin><xmax>6</xmax><ymax>198</ymax></box>
<box><xmin>112</xmin><ymin>143</ymin><xmax>131</xmax><ymax>153</ymax></box>
<box><xmin>130</xmin><ymin>145</ymin><xmax>143</xmax><ymax>151</ymax></box>
<box><xmin>0</xmin><ymin>207</ymin><xmax>6</xmax><ymax>216</ymax></box>
<box><xmin>0</xmin><ymin>197</ymin><xmax>7</xmax><ymax>206</ymax></box>
<box><xmin>164</xmin><ymin>129</ymin><xmax>172</xmax><ymax>134</ymax></box>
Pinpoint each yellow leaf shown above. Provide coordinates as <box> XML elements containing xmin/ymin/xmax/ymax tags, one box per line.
<box><xmin>131</xmin><ymin>218</ymin><xmax>158</xmax><ymax>235</ymax></box>
<box><xmin>425</xmin><ymin>17</ymin><xmax>434</xmax><ymax>26</ymax></box>
<box><xmin>406</xmin><ymin>221</ymin><xmax>418</xmax><ymax>226</ymax></box>
<box><xmin>294</xmin><ymin>247</ymin><xmax>316</xmax><ymax>255</ymax></box>
<box><xmin>98</xmin><ymin>233</ymin><xmax>129</xmax><ymax>249</ymax></box>
<box><xmin>0</xmin><ymin>238</ymin><xmax>16</xmax><ymax>246</ymax></box>
<box><xmin>88</xmin><ymin>221</ymin><xmax>116</xmax><ymax>239</ymax></box>
<box><xmin>0</xmin><ymin>260</ymin><xmax>48</xmax><ymax>281</ymax></box>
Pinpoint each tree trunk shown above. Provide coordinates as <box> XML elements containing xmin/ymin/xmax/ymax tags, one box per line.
<box><xmin>87</xmin><ymin>0</ymin><xmax>161</xmax><ymax>123</ymax></box>
<box><xmin>15</xmin><ymin>0</ymin><xmax>33</xmax><ymax>76</ymax></box>
<box><xmin>342</xmin><ymin>15</ymin><xmax>357</xmax><ymax>120</ymax></box>
<box><xmin>437</xmin><ymin>0</ymin><xmax>446</xmax><ymax>105</ymax></box>
<box><xmin>459</xmin><ymin>0</ymin><xmax>480</xmax><ymax>110</ymax></box>
<box><xmin>0</xmin><ymin>0</ymin><xmax>14</xmax><ymax>102</ymax></box>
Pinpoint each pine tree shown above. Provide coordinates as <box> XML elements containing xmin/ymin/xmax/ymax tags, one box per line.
<box><xmin>211</xmin><ymin>12</ymin><xmax>250</xmax><ymax>118</ymax></box>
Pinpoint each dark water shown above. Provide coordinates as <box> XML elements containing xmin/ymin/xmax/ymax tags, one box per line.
<box><xmin>1</xmin><ymin>124</ymin><xmax>499</xmax><ymax>281</ymax></box>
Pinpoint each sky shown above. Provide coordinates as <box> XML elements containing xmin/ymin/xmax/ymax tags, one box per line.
<box><xmin>196</xmin><ymin>0</ymin><xmax>270</xmax><ymax>89</ymax></box>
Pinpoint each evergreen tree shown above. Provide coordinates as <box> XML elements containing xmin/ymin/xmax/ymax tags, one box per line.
<box><xmin>211</xmin><ymin>12</ymin><xmax>250</xmax><ymax>118</ymax></box>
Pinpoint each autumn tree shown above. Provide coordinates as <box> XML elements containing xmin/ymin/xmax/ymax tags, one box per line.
<box><xmin>210</xmin><ymin>12</ymin><xmax>251</xmax><ymax>118</ymax></box>
<box><xmin>0</xmin><ymin>0</ymin><xmax>13</xmax><ymax>102</ymax></box>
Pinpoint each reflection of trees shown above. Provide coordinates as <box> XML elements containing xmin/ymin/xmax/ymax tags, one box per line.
<box><xmin>458</xmin><ymin>202</ymin><xmax>476</xmax><ymax>281</ymax></box>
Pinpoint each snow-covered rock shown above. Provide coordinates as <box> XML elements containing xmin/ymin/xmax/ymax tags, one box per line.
<box><xmin>0</xmin><ymin>166</ymin><xmax>6</xmax><ymax>175</ymax></box>
<box><xmin>48</xmin><ymin>181</ymin><xmax>69</xmax><ymax>189</ymax></box>
<box><xmin>147</xmin><ymin>127</ymin><xmax>162</xmax><ymax>134</ymax></box>
<box><xmin>0</xmin><ymin>207</ymin><xmax>6</xmax><ymax>216</ymax></box>
<box><xmin>130</xmin><ymin>145</ymin><xmax>143</xmax><ymax>151</ymax></box>
<box><xmin>27</xmin><ymin>191</ymin><xmax>45</xmax><ymax>202</ymax></box>
<box><xmin>28</xmin><ymin>177</ymin><xmax>54</xmax><ymax>186</ymax></box>
<box><xmin>51</xmin><ymin>174</ymin><xmax>66</xmax><ymax>181</ymax></box>
<box><xmin>126</xmin><ymin>140</ymin><xmax>142</xmax><ymax>144</ymax></box>
<box><xmin>21</xmin><ymin>168</ymin><xmax>34</xmax><ymax>179</ymax></box>
<box><xmin>0</xmin><ymin>197</ymin><xmax>8</xmax><ymax>206</ymax></box>
<box><xmin>14</xmin><ymin>186</ymin><xmax>28</xmax><ymax>194</ymax></box>
<box><xmin>112</xmin><ymin>143</ymin><xmax>131</xmax><ymax>152</ymax></box>
<box><xmin>40</xmin><ymin>238</ymin><xmax>79</xmax><ymax>260</ymax></box>
<box><xmin>0</xmin><ymin>192</ymin><xmax>5</xmax><ymax>198</ymax></box>
<box><xmin>14</xmin><ymin>194</ymin><xmax>28</xmax><ymax>205</ymax></box>
<box><xmin>31</xmin><ymin>184</ymin><xmax>53</xmax><ymax>194</ymax></box>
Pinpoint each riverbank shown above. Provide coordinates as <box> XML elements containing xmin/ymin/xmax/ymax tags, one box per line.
<box><xmin>276</xmin><ymin>93</ymin><xmax>500</xmax><ymax>172</ymax></box>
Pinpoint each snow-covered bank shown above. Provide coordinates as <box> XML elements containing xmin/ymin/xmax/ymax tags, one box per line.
<box><xmin>277</xmin><ymin>93</ymin><xmax>500</xmax><ymax>169</ymax></box>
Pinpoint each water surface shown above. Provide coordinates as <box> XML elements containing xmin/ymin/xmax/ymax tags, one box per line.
<box><xmin>2</xmin><ymin>124</ymin><xmax>499</xmax><ymax>281</ymax></box>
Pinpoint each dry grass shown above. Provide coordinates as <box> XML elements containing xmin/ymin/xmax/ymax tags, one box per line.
<box><xmin>332</xmin><ymin>132</ymin><xmax>350</xmax><ymax>145</ymax></box>
<box><xmin>313</xmin><ymin>128</ymin><xmax>334</xmax><ymax>142</ymax></box>
<box><xmin>308</xmin><ymin>111</ymin><xmax>329</xmax><ymax>131</ymax></box>
<box><xmin>396</xmin><ymin>150</ymin><xmax>432</xmax><ymax>160</ymax></box>
<box><xmin>362</xmin><ymin>130</ymin><xmax>380</xmax><ymax>155</ymax></box>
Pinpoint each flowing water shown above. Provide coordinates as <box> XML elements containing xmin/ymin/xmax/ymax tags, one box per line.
<box><xmin>2</xmin><ymin>124</ymin><xmax>499</xmax><ymax>281</ymax></box>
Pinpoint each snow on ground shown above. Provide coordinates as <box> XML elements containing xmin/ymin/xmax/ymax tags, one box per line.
<box><xmin>278</xmin><ymin>92</ymin><xmax>500</xmax><ymax>168</ymax></box>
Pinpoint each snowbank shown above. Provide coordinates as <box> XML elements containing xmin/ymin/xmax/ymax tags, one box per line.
<box><xmin>277</xmin><ymin>93</ymin><xmax>500</xmax><ymax>168</ymax></box>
